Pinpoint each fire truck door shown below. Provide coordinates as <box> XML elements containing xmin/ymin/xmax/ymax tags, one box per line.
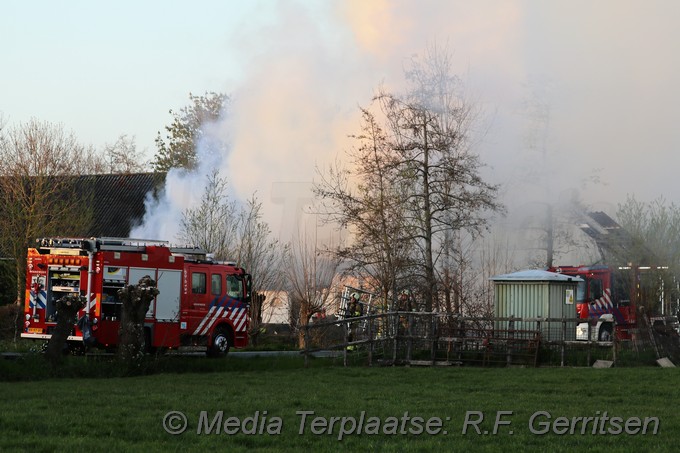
<box><xmin>129</xmin><ymin>267</ymin><xmax>157</xmax><ymax>318</ymax></box>
<box><xmin>155</xmin><ymin>270</ymin><xmax>181</xmax><ymax>320</ymax></box>
<box><xmin>188</xmin><ymin>267</ymin><xmax>211</xmax><ymax>309</ymax></box>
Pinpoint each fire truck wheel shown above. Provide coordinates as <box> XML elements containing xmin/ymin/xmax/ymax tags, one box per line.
<box><xmin>208</xmin><ymin>327</ymin><xmax>231</xmax><ymax>358</ymax></box>
<box><xmin>599</xmin><ymin>324</ymin><xmax>613</xmax><ymax>342</ymax></box>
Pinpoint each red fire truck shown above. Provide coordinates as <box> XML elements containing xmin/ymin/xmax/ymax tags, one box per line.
<box><xmin>22</xmin><ymin>237</ymin><xmax>251</xmax><ymax>356</ymax></box>
<box><xmin>550</xmin><ymin>264</ymin><xmax>665</xmax><ymax>341</ymax></box>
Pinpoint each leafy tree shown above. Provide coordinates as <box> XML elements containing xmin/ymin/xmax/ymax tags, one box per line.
<box><xmin>616</xmin><ymin>196</ymin><xmax>680</xmax><ymax>265</ymax></box>
<box><xmin>152</xmin><ymin>92</ymin><xmax>229</xmax><ymax>171</ymax></box>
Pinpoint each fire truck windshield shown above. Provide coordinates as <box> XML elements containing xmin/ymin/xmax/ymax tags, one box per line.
<box><xmin>227</xmin><ymin>275</ymin><xmax>243</xmax><ymax>299</ymax></box>
<box><xmin>576</xmin><ymin>281</ymin><xmax>586</xmax><ymax>303</ymax></box>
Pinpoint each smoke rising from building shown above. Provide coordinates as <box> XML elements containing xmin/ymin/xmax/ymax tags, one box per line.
<box><xmin>131</xmin><ymin>1</ymin><xmax>680</xmax><ymax>258</ymax></box>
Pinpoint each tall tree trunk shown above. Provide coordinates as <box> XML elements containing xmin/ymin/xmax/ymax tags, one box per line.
<box><xmin>422</xmin><ymin>120</ymin><xmax>435</xmax><ymax>312</ymax></box>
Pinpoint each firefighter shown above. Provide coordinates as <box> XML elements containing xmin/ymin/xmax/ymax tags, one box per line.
<box><xmin>346</xmin><ymin>293</ymin><xmax>362</xmax><ymax>351</ymax></box>
<box><xmin>351</xmin><ymin>293</ymin><xmax>363</xmax><ymax>317</ymax></box>
<box><xmin>398</xmin><ymin>290</ymin><xmax>414</xmax><ymax>312</ymax></box>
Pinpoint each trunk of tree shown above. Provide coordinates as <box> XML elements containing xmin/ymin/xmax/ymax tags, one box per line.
<box><xmin>14</xmin><ymin>254</ymin><xmax>25</xmax><ymax>306</ymax></box>
<box><xmin>422</xmin><ymin>120</ymin><xmax>435</xmax><ymax>312</ymax></box>
<box><xmin>297</xmin><ymin>303</ymin><xmax>314</xmax><ymax>349</ymax></box>
<box><xmin>248</xmin><ymin>292</ymin><xmax>265</xmax><ymax>346</ymax></box>
<box><xmin>117</xmin><ymin>276</ymin><xmax>159</xmax><ymax>371</ymax></box>
<box><xmin>546</xmin><ymin>204</ymin><xmax>554</xmax><ymax>268</ymax></box>
<box><xmin>46</xmin><ymin>294</ymin><xmax>85</xmax><ymax>367</ymax></box>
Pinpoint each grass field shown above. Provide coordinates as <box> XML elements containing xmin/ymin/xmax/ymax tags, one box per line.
<box><xmin>1</xmin><ymin>352</ymin><xmax>678</xmax><ymax>452</ymax></box>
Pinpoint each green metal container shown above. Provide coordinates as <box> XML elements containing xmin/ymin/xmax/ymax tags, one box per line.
<box><xmin>491</xmin><ymin>270</ymin><xmax>581</xmax><ymax>341</ymax></box>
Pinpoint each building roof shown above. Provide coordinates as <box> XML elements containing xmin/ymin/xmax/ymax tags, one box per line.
<box><xmin>579</xmin><ymin>211</ymin><xmax>658</xmax><ymax>266</ymax></box>
<box><xmin>490</xmin><ymin>269</ymin><xmax>583</xmax><ymax>282</ymax></box>
<box><xmin>76</xmin><ymin>172</ymin><xmax>165</xmax><ymax>237</ymax></box>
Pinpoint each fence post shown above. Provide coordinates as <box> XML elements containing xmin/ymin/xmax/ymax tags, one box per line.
<box><xmin>392</xmin><ymin>312</ymin><xmax>398</xmax><ymax>365</ymax></box>
<box><xmin>343</xmin><ymin>318</ymin><xmax>348</xmax><ymax>367</ymax></box>
<box><xmin>561</xmin><ymin>319</ymin><xmax>566</xmax><ymax>367</ymax></box>
<box><xmin>406</xmin><ymin>312</ymin><xmax>413</xmax><ymax>364</ymax></box>
<box><xmin>367</xmin><ymin>314</ymin><xmax>373</xmax><ymax>367</ymax></box>
<box><xmin>431</xmin><ymin>314</ymin><xmax>437</xmax><ymax>365</ymax></box>
<box><xmin>506</xmin><ymin>317</ymin><xmax>515</xmax><ymax>366</ymax></box>
<box><xmin>612</xmin><ymin>319</ymin><xmax>617</xmax><ymax>364</ymax></box>
<box><xmin>587</xmin><ymin>321</ymin><xmax>592</xmax><ymax>366</ymax></box>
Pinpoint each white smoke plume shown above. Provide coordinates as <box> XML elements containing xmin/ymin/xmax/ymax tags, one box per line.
<box><xmin>130</xmin><ymin>0</ymin><xmax>680</xmax><ymax>256</ymax></box>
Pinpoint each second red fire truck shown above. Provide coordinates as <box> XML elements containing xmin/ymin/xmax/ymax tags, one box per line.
<box><xmin>22</xmin><ymin>237</ymin><xmax>251</xmax><ymax>356</ymax></box>
<box><xmin>550</xmin><ymin>264</ymin><xmax>667</xmax><ymax>341</ymax></box>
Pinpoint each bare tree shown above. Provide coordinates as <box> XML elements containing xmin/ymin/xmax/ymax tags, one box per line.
<box><xmin>103</xmin><ymin>135</ymin><xmax>149</xmax><ymax>173</ymax></box>
<box><xmin>0</xmin><ymin>119</ymin><xmax>97</xmax><ymax>305</ymax></box>
<box><xmin>517</xmin><ymin>80</ymin><xmax>604</xmax><ymax>268</ymax></box>
<box><xmin>315</xmin><ymin>107</ymin><xmax>414</xmax><ymax>312</ymax></box>
<box><xmin>178</xmin><ymin>169</ymin><xmax>240</xmax><ymax>260</ymax></box>
<box><xmin>234</xmin><ymin>195</ymin><xmax>289</xmax><ymax>343</ymax></box>
<box><xmin>616</xmin><ymin>196</ymin><xmax>680</xmax><ymax>314</ymax></box>
<box><xmin>179</xmin><ymin>173</ymin><xmax>288</xmax><ymax>340</ymax></box>
<box><xmin>376</xmin><ymin>48</ymin><xmax>503</xmax><ymax>311</ymax></box>
<box><xmin>45</xmin><ymin>293</ymin><xmax>85</xmax><ymax>367</ymax></box>
<box><xmin>315</xmin><ymin>47</ymin><xmax>502</xmax><ymax>313</ymax></box>
<box><xmin>286</xmin><ymin>225</ymin><xmax>341</xmax><ymax>348</ymax></box>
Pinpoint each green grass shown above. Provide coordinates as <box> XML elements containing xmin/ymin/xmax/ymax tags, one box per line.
<box><xmin>0</xmin><ymin>355</ymin><xmax>677</xmax><ymax>452</ymax></box>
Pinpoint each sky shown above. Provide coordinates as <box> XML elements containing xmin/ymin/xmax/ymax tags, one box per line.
<box><xmin>3</xmin><ymin>0</ymin><xmax>680</xmax><ymax>246</ymax></box>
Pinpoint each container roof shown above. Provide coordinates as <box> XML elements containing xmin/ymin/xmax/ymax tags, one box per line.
<box><xmin>490</xmin><ymin>269</ymin><xmax>583</xmax><ymax>282</ymax></box>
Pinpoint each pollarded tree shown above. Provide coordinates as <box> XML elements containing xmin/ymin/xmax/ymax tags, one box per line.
<box><xmin>286</xmin><ymin>225</ymin><xmax>341</xmax><ymax>348</ymax></box>
<box><xmin>152</xmin><ymin>92</ymin><xmax>229</xmax><ymax>172</ymax></box>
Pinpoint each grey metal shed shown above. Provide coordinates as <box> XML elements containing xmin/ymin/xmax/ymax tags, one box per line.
<box><xmin>491</xmin><ymin>270</ymin><xmax>582</xmax><ymax>341</ymax></box>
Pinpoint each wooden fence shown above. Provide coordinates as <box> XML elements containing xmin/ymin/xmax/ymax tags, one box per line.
<box><xmin>302</xmin><ymin>312</ymin><xmax>617</xmax><ymax>367</ymax></box>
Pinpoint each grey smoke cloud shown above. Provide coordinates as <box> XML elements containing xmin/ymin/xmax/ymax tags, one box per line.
<box><xmin>132</xmin><ymin>1</ymin><xmax>680</xmax><ymax>249</ymax></box>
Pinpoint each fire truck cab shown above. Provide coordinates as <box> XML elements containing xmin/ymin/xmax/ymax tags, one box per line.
<box><xmin>550</xmin><ymin>264</ymin><xmax>665</xmax><ymax>341</ymax></box>
<box><xmin>22</xmin><ymin>237</ymin><xmax>252</xmax><ymax>356</ymax></box>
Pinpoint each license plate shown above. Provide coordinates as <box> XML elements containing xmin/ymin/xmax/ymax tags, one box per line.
<box><xmin>28</xmin><ymin>327</ymin><xmax>43</xmax><ymax>333</ymax></box>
